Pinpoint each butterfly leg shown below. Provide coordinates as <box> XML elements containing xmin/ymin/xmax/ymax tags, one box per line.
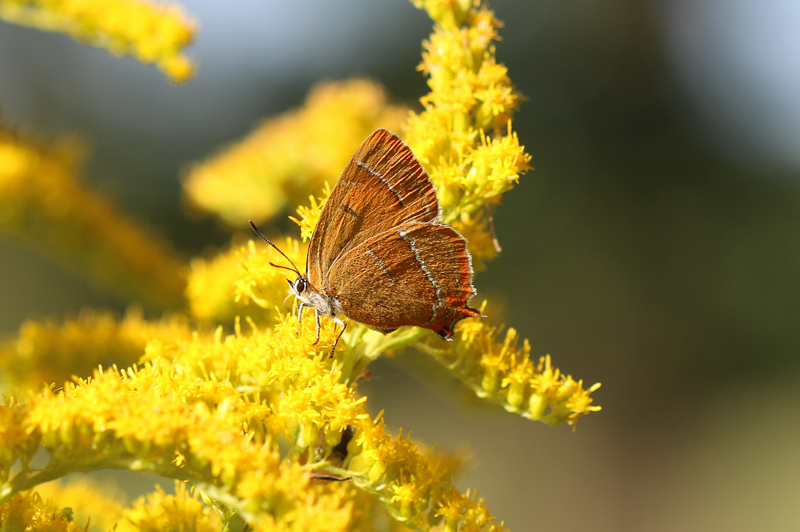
<box><xmin>330</xmin><ymin>317</ymin><xmax>346</xmax><ymax>358</ymax></box>
<box><xmin>313</xmin><ymin>308</ymin><xmax>322</xmax><ymax>346</ymax></box>
<box><xmin>296</xmin><ymin>303</ymin><xmax>306</xmax><ymax>336</ymax></box>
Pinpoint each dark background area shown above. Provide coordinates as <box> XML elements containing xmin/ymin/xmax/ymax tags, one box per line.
<box><xmin>1</xmin><ymin>1</ymin><xmax>799</xmax><ymax>530</ymax></box>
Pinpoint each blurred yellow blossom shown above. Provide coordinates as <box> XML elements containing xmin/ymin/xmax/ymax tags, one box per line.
<box><xmin>35</xmin><ymin>477</ymin><xmax>126</xmax><ymax>532</ymax></box>
<box><xmin>186</xmin><ymin>236</ymin><xmax>307</xmax><ymax>325</ymax></box>
<box><xmin>0</xmin><ymin>0</ymin><xmax>196</xmax><ymax>82</ymax></box>
<box><xmin>0</xmin><ymin>121</ymin><xmax>187</xmax><ymax>310</ymax></box>
<box><xmin>0</xmin><ymin>308</ymin><xmax>194</xmax><ymax>391</ymax></box>
<box><xmin>0</xmin><ymin>394</ymin><xmax>39</xmax><ymax>485</ymax></box>
<box><xmin>183</xmin><ymin>79</ymin><xmax>407</xmax><ymax>226</ymax></box>
<box><xmin>186</xmin><ymin>246</ymin><xmax>244</xmax><ymax>324</ymax></box>
<box><xmin>0</xmin><ymin>490</ymin><xmax>86</xmax><ymax>532</ymax></box>
<box><xmin>117</xmin><ymin>481</ymin><xmax>221</xmax><ymax>532</ymax></box>
<box><xmin>1</xmin><ymin>478</ymin><xmax>220</xmax><ymax>532</ymax></box>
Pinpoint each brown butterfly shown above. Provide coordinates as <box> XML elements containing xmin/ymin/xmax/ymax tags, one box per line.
<box><xmin>250</xmin><ymin>128</ymin><xmax>483</xmax><ymax>355</ymax></box>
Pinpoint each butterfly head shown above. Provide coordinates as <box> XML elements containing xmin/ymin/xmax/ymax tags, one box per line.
<box><xmin>288</xmin><ymin>274</ymin><xmax>331</xmax><ymax>313</ymax></box>
<box><xmin>289</xmin><ymin>276</ymin><xmax>307</xmax><ymax>295</ymax></box>
<box><xmin>249</xmin><ymin>220</ymin><xmax>335</xmax><ymax>317</ymax></box>
<box><xmin>288</xmin><ymin>276</ymin><xmax>312</xmax><ymax>301</ymax></box>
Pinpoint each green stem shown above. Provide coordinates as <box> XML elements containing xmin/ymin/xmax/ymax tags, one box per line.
<box><xmin>222</xmin><ymin>512</ymin><xmax>249</xmax><ymax>532</ymax></box>
<box><xmin>1</xmin><ymin>452</ymin><xmax>199</xmax><ymax>505</ymax></box>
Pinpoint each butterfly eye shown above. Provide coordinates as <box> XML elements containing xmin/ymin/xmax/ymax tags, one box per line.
<box><xmin>295</xmin><ymin>278</ymin><xmax>307</xmax><ymax>293</ymax></box>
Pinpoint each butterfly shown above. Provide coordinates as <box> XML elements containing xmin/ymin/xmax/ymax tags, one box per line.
<box><xmin>250</xmin><ymin>128</ymin><xmax>483</xmax><ymax>355</ymax></box>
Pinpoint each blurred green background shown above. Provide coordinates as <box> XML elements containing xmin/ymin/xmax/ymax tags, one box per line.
<box><xmin>2</xmin><ymin>1</ymin><xmax>799</xmax><ymax>530</ymax></box>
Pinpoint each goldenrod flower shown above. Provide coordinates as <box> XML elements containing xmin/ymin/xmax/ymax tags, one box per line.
<box><xmin>183</xmin><ymin>79</ymin><xmax>407</xmax><ymax>227</ymax></box>
<box><xmin>234</xmin><ymin>237</ymin><xmax>307</xmax><ymax>316</ymax></box>
<box><xmin>119</xmin><ymin>481</ymin><xmax>222</xmax><ymax>532</ymax></box>
<box><xmin>0</xmin><ymin>0</ymin><xmax>196</xmax><ymax>82</ymax></box>
<box><xmin>0</xmin><ymin>490</ymin><xmax>86</xmax><ymax>532</ymax></box>
<box><xmin>0</xmin><ymin>122</ymin><xmax>187</xmax><ymax>310</ymax></box>
<box><xmin>416</xmin><ymin>301</ymin><xmax>601</xmax><ymax>426</ymax></box>
<box><xmin>405</xmin><ymin>3</ymin><xmax>530</xmax><ymax>268</ymax></box>
<box><xmin>290</xmin><ymin>14</ymin><xmax>530</xmax><ymax>270</ymax></box>
<box><xmin>185</xmin><ymin>235</ymin><xmax>309</xmax><ymax>327</ymax></box>
<box><xmin>0</xmin><ymin>479</ymin><xmax>220</xmax><ymax>532</ymax></box>
<box><xmin>291</xmin><ymin>185</ymin><xmax>330</xmax><ymax>242</ymax></box>
<box><xmin>185</xmin><ymin>243</ymin><xmax>252</xmax><ymax>324</ymax></box>
<box><xmin>0</xmin><ymin>308</ymin><xmax>194</xmax><ymax>391</ymax></box>
<box><xmin>0</xmin><ymin>1</ymin><xmax>601</xmax><ymax>530</ymax></box>
<box><xmin>34</xmin><ymin>477</ymin><xmax>126</xmax><ymax>532</ymax></box>
<box><xmin>0</xmin><ymin>394</ymin><xmax>39</xmax><ymax>484</ymax></box>
<box><xmin>2</xmin><ymin>317</ymin><xmax>504</xmax><ymax>531</ymax></box>
<box><xmin>264</xmin><ymin>0</ymin><xmax>593</xmax><ymax>430</ymax></box>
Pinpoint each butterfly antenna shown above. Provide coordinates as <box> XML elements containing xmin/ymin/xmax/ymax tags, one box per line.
<box><xmin>248</xmin><ymin>220</ymin><xmax>302</xmax><ymax>275</ymax></box>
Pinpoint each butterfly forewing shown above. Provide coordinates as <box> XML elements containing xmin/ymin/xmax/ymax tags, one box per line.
<box><xmin>306</xmin><ymin>129</ymin><xmax>440</xmax><ymax>290</ymax></box>
<box><xmin>327</xmin><ymin>221</ymin><xmax>481</xmax><ymax>339</ymax></box>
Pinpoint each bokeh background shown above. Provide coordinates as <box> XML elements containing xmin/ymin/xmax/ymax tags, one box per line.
<box><xmin>2</xmin><ymin>0</ymin><xmax>800</xmax><ymax>530</ymax></box>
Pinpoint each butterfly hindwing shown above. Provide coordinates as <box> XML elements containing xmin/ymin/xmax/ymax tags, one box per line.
<box><xmin>327</xmin><ymin>221</ymin><xmax>481</xmax><ymax>339</ymax></box>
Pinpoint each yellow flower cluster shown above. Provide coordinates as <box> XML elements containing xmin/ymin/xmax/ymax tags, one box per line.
<box><xmin>0</xmin><ymin>394</ymin><xmax>38</xmax><ymax>489</ymax></box>
<box><xmin>186</xmin><ymin>246</ymin><xmax>247</xmax><ymax>324</ymax></box>
<box><xmin>0</xmin><ymin>478</ymin><xmax>221</xmax><ymax>532</ymax></box>
<box><xmin>0</xmin><ymin>0</ymin><xmax>601</xmax><ymax>530</ymax></box>
<box><xmin>1</xmin><ymin>316</ymin><xmax>504</xmax><ymax>531</ymax></box>
<box><xmin>0</xmin><ymin>308</ymin><xmax>194</xmax><ymax>390</ymax></box>
<box><xmin>0</xmin><ymin>477</ymin><xmax>413</xmax><ymax>532</ymax></box>
<box><xmin>406</xmin><ymin>0</ymin><xmax>530</xmax><ymax>268</ymax></box>
<box><xmin>120</xmin><ymin>481</ymin><xmax>222</xmax><ymax>532</ymax></box>
<box><xmin>34</xmin><ymin>477</ymin><xmax>126</xmax><ymax>532</ymax></box>
<box><xmin>7</xmin><ymin>368</ymin><xmax>349</xmax><ymax>529</ymax></box>
<box><xmin>182</xmin><ymin>79</ymin><xmax>407</xmax><ymax>227</ymax></box>
<box><xmin>0</xmin><ymin>490</ymin><xmax>86</xmax><ymax>532</ymax></box>
<box><xmin>0</xmin><ymin>0</ymin><xmax>196</xmax><ymax>82</ymax></box>
<box><xmin>292</xmin><ymin>184</ymin><xmax>330</xmax><ymax>242</ymax></box>
<box><xmin>0</xmin><ymin>122</ymin><xmax>187</xmax><ymax>311</ymax></box>
<box><xmin>186</xmin><ymin>236</ymin><xmax>307</xmax><ymax>326</ymax></box>
<box><xmin>292</xmin><ymin>6</ymin><xmax>529</xmax><ymax>270</ymax></box>
<box><xmin>233</xmin><ymin>237</ymin><xmax>306</xmax><ymax>312</ymax></box>
<box><xmin>264</xmin><ymin>0</ymin><xmax>594</xmax><ymax>433</ymax></box>
<box><xmin>418</xmin><ymin>302</ymin><xmax>601</xmax><ymax>427</ymax></box>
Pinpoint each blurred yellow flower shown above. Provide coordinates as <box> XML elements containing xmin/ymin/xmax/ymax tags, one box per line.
<box><xmin>35</xmin><ymin>477</ymin><xmax>126</xmax><ymax>532</ymax></box>
<box><xmin>0</xmin><ymin>308</ymin><xmax>194</xmax><ymax>391</ymax></box>
<box><xmin>0</xmin><ymin>490</ymin><xmax>86</xmax><ymax>532</ymax></box>
<box><xmin>0</xmin><ymin>0</ymin><xmax>196</xmax><ymax>82</ymax></box>
<box><xmin>0</xmin><ymin>122</ymin><xmax>187</xmax><ymax>311</ymax></box>
<box><xmin>183</xmin><ymin>79</ymin><xmax>407</xmax><ymax>227</ymax></box>
<box><xmin>118</xmin><ymin>481</ymin><xmax>222</xmax><ymax>532</ymax></box>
